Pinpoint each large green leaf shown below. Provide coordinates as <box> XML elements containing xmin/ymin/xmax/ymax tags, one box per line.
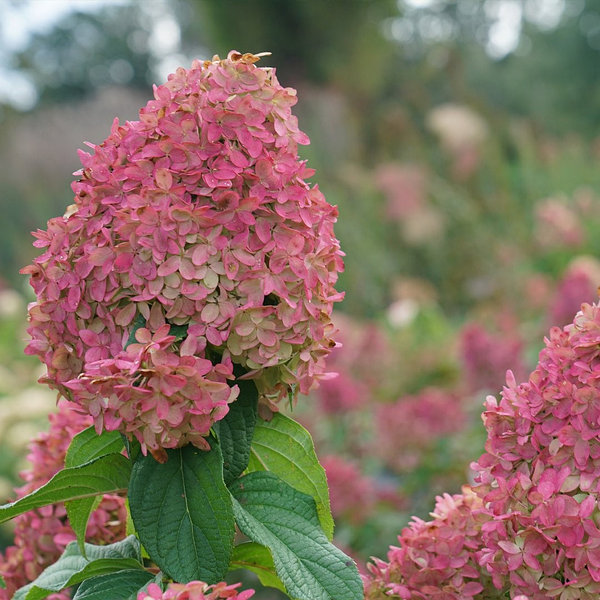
<box><xmin>0</xmin><ymin>454</ymin><xmax>131</xmax><ymax>524</ymax></box>
<box><xmin>63</xmin><ymin>426</ymin><xmax>125</xmax><ymax>554</ymax></box>
<box><xmin>129</xmin><ymin>442</ymin><xmax>235</xmax><ymax>584</ymax></box>
<box><xmin>14</xmin><ymin>537</ymin><xmax>143</xmax><ymax>600</ymax></box>
<box><xmin>66</xmin><ymin>496</ymin><xmax>102</xmax><ymax>555</ymax></box>
<box><xmin>72</xmin><ymin>569</ymin><xmax>156</xmax><ymax>600</ymax></box>
<box><xmin>247</xmin><ymin>413</ymin><xmax>334</xmax><ymax>539</ymax></box>
<box><xmin>230</xmin><ymin>542</ymin><xmax>286</xmax><ymax>593</ymax></box>
<box><xmin>214</xmin><ymin>379</ymin><xmax>258</xmax><ymax>485</ymax></box>
<box><xmin>65</xmin><ymin>426</ymin><xmax>125</xmax><ymax>468</ymax></box>
<box><xmin>230</xmin><ymin>472</ymin><xmax>363</xmax><ymax>600</ymax></box>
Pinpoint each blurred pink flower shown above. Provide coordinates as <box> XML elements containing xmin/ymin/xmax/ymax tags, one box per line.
<box><xmin>549</xmin><ymin>256</ymin><xmax>600</xmax><ymax>327</ymax></box>
<box><xmin>426</xmin><ymin>104</ymin><xmax>488</xmax><ymax>179</ymax></box>
<box><xmin>322</xmin><ymin>455</ymin><xmax>379</xmax><ymax>525</ymax></box>
<box><xmin>534</xmin><ymin>196</ymin><xmax>585</xmax><ymax>249</ymax></box>
<box><xmin>459</xmin><ymin>321</ymin><xmax>527</xmax><ymax>394</ymax></box>
<box><xmin>374</xmin><ymin>163</ymin><xmax>427</xmax><ymax>221</ymax></box>
<box><xmin>374</xmin><ymin>388</ymin><xmax>466</xmax><ymax>473</ymax></box>
<box><xmin>326</xmin><ymin>313</ymin><xmax>392</xmax><ymax>389</ymax></box>
<box><xmin>22</xmin><ymin>51</ymin><xmax>344</xmax><ymax>455</ymax></box>
<box><xmin>315</xmin><ymin>367</ymin><xmax>368</xmax><ymax>414</ymax></box>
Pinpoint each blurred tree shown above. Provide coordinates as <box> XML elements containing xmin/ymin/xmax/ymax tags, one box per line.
<box><xmin>390</xmin><ymin>0</ymin><xmax>600</xmax><ymax>137</ymax></box>
<box><xmin>177</xmin><ymin>0</ymin><xmax>398</xmax><ymax>89</ymax></box>
<box><xmin>14</xmin><ymin>4</ymin><xmax>154</xmax><ymax>107</ymax></box>
<box><xmin>463</xmin><ymin>0</ymin><xmax>600</xmax><ymax>136</ymax></box>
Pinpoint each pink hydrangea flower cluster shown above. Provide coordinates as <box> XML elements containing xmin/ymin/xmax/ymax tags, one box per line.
<box><xmin>22</xmin><ymin>51</ymin><xmax>344</xmax><ymax>454</ymax></box>
<box><xmin>365</xmin><ymin>302</ymin><xmax>600</xmax><ymax>599</ymax></box>
<box><xmin>0</xmin><ymin>401</ymin><xmax>127</xmax><ymax>599</ymax></box>
<box><xmin>364</xmin><ymin>487</ymin><xmax>500</xmax><ymax>600</ymax></box>
<box><xmin>139</xmin><ymin>581</ymin><xmax>254</xmax><ymax>600</ymax></box>
<box><xmin>473</xmin><ymin>302</ymin><xmax>600</xmax><ymax>599</ymax></box>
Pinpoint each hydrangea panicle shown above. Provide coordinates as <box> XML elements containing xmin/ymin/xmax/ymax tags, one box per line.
<box><xmin>365</xmin><ymin>302</ymin><xmax>600</xmax><ymax>599</ymax></box>
<box><xmin>472</xmin><ymin>302</ymin><xmax>600</xmax><ymax>599</ymax></box>
<box><xmin>22</xmin><ymin>51</ymin><xmax>344</xmax><ymax>454</ymax></box>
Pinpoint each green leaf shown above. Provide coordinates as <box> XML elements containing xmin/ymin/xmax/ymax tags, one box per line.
<box><xmin>129</xmin><ymin>442</ymin><xmax>235</xmax><ymax>584</ymax></box>
<box><xmin>65</xmin><ymin>426</ymin><xmax>125</xmax><ymax>469</ymax></box>
<box><xmin>0</xmin><ymin>454</ymin><xmax>131</xmax><ymax>524</ymax></box>
<box><xmin>230</xmin><ymin>542</ymin><xmax>286</xmax><ymax>593</ymax></box>
<box><xmin>214</xmin><ymin>379</ymin><xmax>258</xmax><ymax>485</ymax></box>
<box><xmin>126</xmin><ymin>313</ymin><xmax>146</xmax><ymax>348</ymax></box>
<box><xmin>247</xmin><ymin>413</ymin><xmax>334</xmax><ymax>539</ymax></box>
<box><xmin>230</xmin><ymin>472</ymin><xmax>363</xmax><ymax>600</ymax></box>
<box><xmin>122</xmin><ymin>434</ymin><xmax>142</xmax><ymax>462</ymax></box>
<box><xmin>72</xmin><ymin>569</ymin><xmax>155</xmax><ymax>600</ymax></box>
<box><xmin>62</xmin><ymin>427</ymin><xmax>126</xmax><ymax>554</ymax></box>
<box><xmin>0</xmin><ymin>574</ymin><xmax>6</xmax><ymax>589</ymax></box>
<box><xmin>169</xmin><ymin>323</ymin><xmax>188</xmax><ymax>341</ymax></box>
<box><xmin>66</xmin><ymin>495</ymin><xmax>102</xmax><ymax>555</ymax></box>
<box><xmin>14</xmin><ymin>537</ymin><xmax>143</xmax><ymax>600</ymax></box>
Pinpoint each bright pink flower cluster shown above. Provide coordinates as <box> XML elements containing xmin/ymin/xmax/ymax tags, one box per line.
<box><xmin>473</xmin><ymin>302</ymin><xmax>600</xmax><ymax>598</ymax></box>
<box><xmin>364</xmin><ymin>487</ymin><xmax>500</xmax><ymax>600</ymax></box>
<box><xmin>139</xmin><ymin>581</ymin><xmax>254</xmax><ymax>600</ymax></box>
<box><xmin>365</xmin><ymin>302</ymin><xmax>600</xmax><ymax>599</ymax></box>
<box><xmin>22</xmin><ymin>51</ymin><xmax>344</xmax><ymax>454</ymax></box>
<box><xmin>0</xmin><ymin>401</ymin><xmax>127</xmax><ymax>599</ymax></box>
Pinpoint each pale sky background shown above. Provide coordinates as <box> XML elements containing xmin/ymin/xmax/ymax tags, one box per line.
<box><xmin>0</xmin><ymin>0</ymin><xmax>568</xmax><ymax>111</ymax></box>
<box><xmin>0</xmin><ymin>0</ymin><xmax>185</xmax><ymax>109</ymax></box>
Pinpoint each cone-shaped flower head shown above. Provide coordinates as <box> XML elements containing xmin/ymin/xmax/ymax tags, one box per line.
<box><xmin>364</xmin><ymin>301</ymin><xmax>600</xmax><ymax>599</ymax></box>
<box><xmin>473</xmin><ymin>302</ymin><xmax>600</xmax><ymax>599</ymax></box>
<box><xmin>21</xmin><ymin>51</ymin><xmax>344</xmax><ymax>455</ymax></box>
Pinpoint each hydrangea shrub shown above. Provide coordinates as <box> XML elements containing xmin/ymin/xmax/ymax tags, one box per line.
<box><xmin>0</xmin><ymin>52</ymin><xmax>362</xmax><ymax>600</ymax></box>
